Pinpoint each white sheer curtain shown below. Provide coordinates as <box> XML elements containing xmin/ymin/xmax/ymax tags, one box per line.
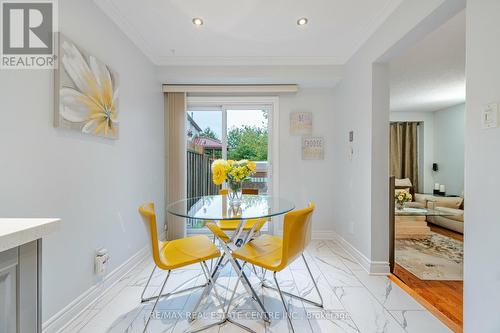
<box><xmin>165</xmin><ymin>92</ymin><xmax>186</xmax><ymax>240</ymax></box>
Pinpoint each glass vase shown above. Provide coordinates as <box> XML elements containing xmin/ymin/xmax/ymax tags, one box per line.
<box><xmin>228</xmin><ymin>180</ymin><xmax>243</xmax><ymax>206</ymax></box>
<box><xmin>396</xmin><ymin>201</ymin><xmax>405</xmax><ymax>210</ymax></box>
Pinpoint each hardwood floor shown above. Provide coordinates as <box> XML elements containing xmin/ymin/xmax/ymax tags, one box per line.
<box><xmin>393</xmin><ymin>226</ymin><xmax>463</xmax><ymax>332</ymax></box>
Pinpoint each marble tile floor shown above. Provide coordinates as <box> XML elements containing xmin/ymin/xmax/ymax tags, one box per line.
<box><xmin>61</xmin><ymin>240</ymin><xmax>451</xmax><ymax>333</ymax></box>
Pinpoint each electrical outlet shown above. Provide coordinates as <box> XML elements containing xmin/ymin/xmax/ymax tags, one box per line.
<box><xmin>483</xmin><ymin>102</ymin><xmax>498</xmax><ymax>129</ymax></box>
<box><xmin>95</xmin><ymin>248</ymin><xmax>109</xmax><ymax>276</ymax></box>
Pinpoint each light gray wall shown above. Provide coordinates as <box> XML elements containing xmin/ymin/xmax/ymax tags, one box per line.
<box><xmin>278</xmin><ymin>88</ymin><xmax>336</xmax><ymax>234</ymax></box>
<box><xmin>390</xmin><ymin>111</ymin><xmax>435</xmax><ymax>193</ymax></box>
<box><xmin>0</xmin><ymin>0</ymin><xmax>164</xmax><ymax>321</ymax></box>
<box><xmin>433</xmin><ymin>103</ymin><xmax>465</xmax><ymax>195</ymax></box>
<box><xmin>464</xmin><ymin>1</ymin><xmax>500</xmax><ymax>331</ymax></box>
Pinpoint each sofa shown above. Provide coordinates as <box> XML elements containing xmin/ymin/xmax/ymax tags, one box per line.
<box><xmin>394</xmin><ymin>178</ymin><xmax>464</xmax><ymax>234</ymax></box>
<box><xmin>414</xmin><ymin>194</ymin><xmax>464</xmax><ymax>234</ymax></box>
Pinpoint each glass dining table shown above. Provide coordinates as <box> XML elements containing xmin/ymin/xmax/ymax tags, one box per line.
<box><xmin>167</xmin><ymin>194</ymin><xmax>295</xmax><ymax>332</ymax></box>
<box><xmin>168</xmin><ymin>194</ymin><xmax>295</xmax><ymax>223</ymax></box>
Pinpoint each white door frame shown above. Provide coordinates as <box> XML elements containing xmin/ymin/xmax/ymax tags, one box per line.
<box><xmin>187</xmin><ymin>96</ymin><xmax>280</xmax><ymax>235</ymax></box>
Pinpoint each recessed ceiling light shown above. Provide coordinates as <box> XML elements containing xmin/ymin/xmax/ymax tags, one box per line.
<box><xmin>297</xmin><ymin>17</ymin><xmax>308</xmax><ymax>26</ymax></box>
<box><xmin>192</xmin><ymin>17</ymin><xmax>204</xmax><ymax>26</ymax></box>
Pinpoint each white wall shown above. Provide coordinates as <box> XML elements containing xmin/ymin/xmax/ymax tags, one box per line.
<box><xmin>330</xmin><ymin>0</ymin><xmax>465</xmax><ymax>267</ymax></box>
<box><xmin>390</xmin><ymin>111</ymin><xmax>435</xmax><ymax>193</ymax></box>
<box><xmin>0</xmin><ymin>0</ymin><xmax>164</xmax><ymax>324</ymax></box>
<box><xmin>464</xmin><ymin>1</ymin><xmax>500</xmax><ymax>331</ymax></box>
<box><xmin>433</xmin><ymin>103</ymin><xmax>465</xmax><ymax>195</ymax></box>
<box><xmin>278</xmin><ymin>88</ymin><xmax>336</xmax><ymax>235</ymax></box>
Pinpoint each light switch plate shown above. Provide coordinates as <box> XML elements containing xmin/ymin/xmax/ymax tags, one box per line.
<box><xmin>483</xmin><ymin>102</ymin><xmax>498</xmax><ymax>129</ymax></box>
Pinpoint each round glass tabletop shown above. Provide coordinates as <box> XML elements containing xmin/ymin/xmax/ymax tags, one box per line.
<box><xmin>167</xmin><ymin>195</ymin><xmax>295</xmax><ymax>221</ymax></box>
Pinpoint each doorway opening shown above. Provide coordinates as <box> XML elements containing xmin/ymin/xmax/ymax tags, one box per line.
<box><xmin>387</xmin><ymin>10</ymin><xmax>465</xmax><ymax>331</ymax></box>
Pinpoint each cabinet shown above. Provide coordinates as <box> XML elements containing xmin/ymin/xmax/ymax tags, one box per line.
<box><xmin>0</xmin><ymin>248</ymin><xmax>18</xmax><ymax>333</ymax></box>
<box><xmin>0</xmin><ymin>218</ymin><xmax>61</xmax><ymax>333</ymax></box>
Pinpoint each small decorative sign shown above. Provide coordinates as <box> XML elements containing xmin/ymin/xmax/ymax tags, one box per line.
<box><xmin>290</xmin><ymin>112</ymin><xmax>312</xmax><ymax>135</ymax></box>
<box><xmin>302</xmin><ymin>136</ymin><xmax>324</xmax><ymax>160</ymax></box>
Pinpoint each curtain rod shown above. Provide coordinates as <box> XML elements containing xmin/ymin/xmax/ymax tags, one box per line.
<box><xmin>162</xmin><ymin>84</ymin><xmax>298</xmax><ymax>93</ymax></box>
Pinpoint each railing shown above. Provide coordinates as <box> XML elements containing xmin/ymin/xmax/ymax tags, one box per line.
<box><xmin>187</xmin><ymin>150</ymin><xmax>219</xmax><ymax>199</ymax></box>
<box><xmin>186</xmin><ymin>150</ymin><xmax>220</xmax><ymax>229</ymax></box>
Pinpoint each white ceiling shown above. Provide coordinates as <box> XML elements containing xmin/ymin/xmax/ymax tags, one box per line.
<box><xmin>95</xmin><ymin>0</ymin><xmax>402</xmax><ymax>66</ymax></box>
<box><xmin>390</xmin><ymin>10</ymin><xmax>465</xmax><ymax>113</ymax></box>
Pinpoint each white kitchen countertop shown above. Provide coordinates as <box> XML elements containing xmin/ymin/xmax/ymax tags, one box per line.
<box><xmin>0</xmin><ymin>218</ymin><xmax>61</xmax><ymax>252</ymax></box>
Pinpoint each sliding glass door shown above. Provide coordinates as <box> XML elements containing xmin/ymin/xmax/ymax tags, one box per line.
<box><xmin>185</xmin><ymin>99</ymin><xmax>274</xmax><ymax>233</ymax></box>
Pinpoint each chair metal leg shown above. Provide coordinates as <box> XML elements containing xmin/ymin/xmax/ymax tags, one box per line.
<box><xmin>140</xmin><ymin>265</ymin><xmax>207</xmax><ymax>303</ymax></box>
<box><xmin>252</xmin><ymin>264</ymin><xmax>259</xmax><ymax>277</ymax></box>
<box><xmin>261</xmin><ymin>255</ymin><xmax>323</xmax><ymax>308</ymax></box>
<box><xmin>143</xmin><ymin>270</ymin><xmax>171</xmax><ymax>333</ymax></box>
<box><xmin>140</xmin><ymin>265</ymin><xmax>157</xmax><ymax>302</ymax></box>
<box><xmin>273</xmin><ymin>272</ymin><xmax>295</xmax><ymax>333</ymax></box>
<box><xmin>232</xmin><ymin>258</ymin><xmax>270</xmax><ymax>322</ymax></box>
<box><xmin>189</xmin><ymin>254</ymin><xmax>225</xmax><ymax>322</ymax></box>
<box><xmin>210</xmin><ymin>234</ymin><xmax>217</xmax><ymax>271</ymax></box>
<box><xmin>302</xmin><ymin>253</ymin><xmax>323</xmax><ymax>307</ymax></box>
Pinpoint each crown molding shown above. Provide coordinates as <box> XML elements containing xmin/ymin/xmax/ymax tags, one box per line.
<box><xmin>155</xmin><ymin>56</ymin><xmax>345</xmax><ymax>66</ymax></box>
<box><xmin>348</xmin><ymin>0</ymin><xmax>404</xmax><ymax>59</ymax></box>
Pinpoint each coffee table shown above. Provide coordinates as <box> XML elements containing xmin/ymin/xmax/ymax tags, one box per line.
<box><xmin>395</xmin><ymin>207</ymin><xmax>455</xmax><ymax>239</ymax></box>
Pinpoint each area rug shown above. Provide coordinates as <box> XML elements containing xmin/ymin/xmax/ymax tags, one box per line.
<box><xmin>395</xmin><ymin>232</ymin><xmax>463</xmax><ymax>281</ymax></box>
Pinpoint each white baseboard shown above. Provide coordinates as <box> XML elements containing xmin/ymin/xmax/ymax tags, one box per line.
<box><xmin>42</xmin><ymin>245</ymin><xmax>150</xmax><ymax>333</ymax></box>
<box><xmin>274</xmin><ymin>229</ymin><xmax>337</xmax><ymax>240</ymax></box>
<box><xmin>332</xmin><ymin>233</ymin><xmax>390</xmax><ymax>275</ymax></box>
<box><xmin>310</xmin><ymin>230</ymin><xmax>337</xmax><ymax>240</ymax></box>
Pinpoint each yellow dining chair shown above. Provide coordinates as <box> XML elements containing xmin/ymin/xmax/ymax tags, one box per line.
<box><xmin>229</xmin><ymin>203</ymin><xmax>323</xmax><ymax>333</ymax></box>
<box><xmin>138</xmin><ymin>202</ymin><xmax>224</xmax><ymax>333</ymax></box>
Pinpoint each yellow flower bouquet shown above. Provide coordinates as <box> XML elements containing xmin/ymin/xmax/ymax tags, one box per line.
<box><xmin>395</xmin><ymin>190</ymin><xmax>412</xmax><ymax>210</ymax></box>
<box><xmin>211</xmin><ymin>159</ymin><xmax>257</xmax><ymax>204</ymax></box>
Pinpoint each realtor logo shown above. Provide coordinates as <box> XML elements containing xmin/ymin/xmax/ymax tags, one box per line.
<box><xmin>1</xmin><ymin>0</ymin><xmax>58</xmax><ymax>69</ymax></box>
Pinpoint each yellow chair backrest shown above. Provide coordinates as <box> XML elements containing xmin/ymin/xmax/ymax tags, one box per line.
<box><xmin>216</xmin><ymin>188</ymin><xmax>265</xmax><ymax>236</ymax></box>
<box><xmin>138</xmin><ymin>202</ymin><xmax>163</xmax><ymax>268</ymax></box>
<box><xmin>219</xmin><ymin>188</ymin><xmax>258</xmax><ymax>195</ymax></box>
<box><xmin>280</xmin><ymin>203</ymin><xmax>315</xmax><ymax>269</ymax></box>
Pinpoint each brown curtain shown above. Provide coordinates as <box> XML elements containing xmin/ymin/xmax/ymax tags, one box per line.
<box><xmin>165</xmin><ymin>92</ymin><xmax>187</xmax><ymax>240</ymax></box>
<box><xmin>390</xmin><ymin>122</ymin><xmax>419</xmax><ymax>190</ymax></box>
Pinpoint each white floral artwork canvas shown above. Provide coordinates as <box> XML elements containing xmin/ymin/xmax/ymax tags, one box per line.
<box><xmin>54</xmin><ymin>34</ymin><xmax>119</xmax><ymax>139</ymax></box>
